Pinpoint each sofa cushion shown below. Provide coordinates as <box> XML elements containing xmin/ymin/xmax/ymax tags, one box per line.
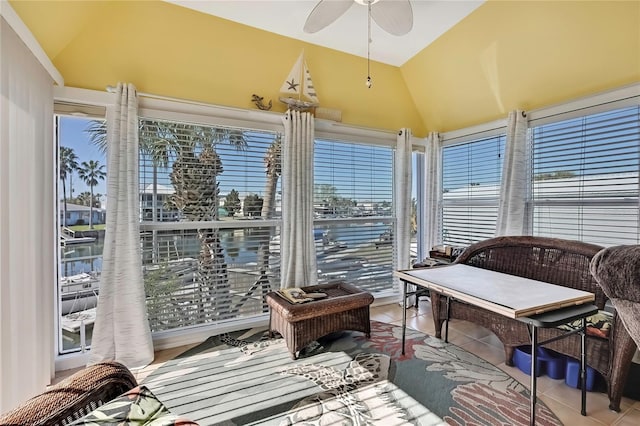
<box><xmin>69</xmin><ymin>385</ymin><xmax>198</xmax><ymax>425</ymax></box>
<box><xmin>591</xmin><ymin>244</ymin><xmax>640</xmax><ymax>349</ymax></box>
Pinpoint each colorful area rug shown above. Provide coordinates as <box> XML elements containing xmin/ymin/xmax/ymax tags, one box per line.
<box><xmin>143</xmin><ymin>321</ymin><xmax>562</xmax><ymax>425</ymax></box>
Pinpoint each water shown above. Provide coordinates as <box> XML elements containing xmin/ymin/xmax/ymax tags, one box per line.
<box><xmin>58</xmin><ymin>222</ymin><xmax>394</xmax><ymax>352</ymax></box>
<box><xmin>61</xmin><ymin>241</ymin><xmax>104</xmax><ymax>276</ymax></box>
<box><xmin>61</xmin><ymin>222</ymin><xmax>391</xmax><ymax>276</ymax></box>
<box><xmin>321</xmin><ymin>222</ymin><xmax>389</xmax><ymax>246</ymax></box>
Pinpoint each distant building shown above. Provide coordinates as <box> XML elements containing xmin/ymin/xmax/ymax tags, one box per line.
<box><xmin>60</xmin><ymin>202</ymin><xmax>105</xmax><ymax>226</ymax></box>
<box><xmin>140</xmin><ymin>185</ymin><xmax>279</xmax><ymax>220</ymax></box>
<box><xmin>140</xmin><ymin>183</ymin><xmax>181</xmax><ymax>221</ymax></box>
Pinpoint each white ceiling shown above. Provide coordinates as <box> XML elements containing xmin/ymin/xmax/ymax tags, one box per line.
<box><xmin>165</xmin><ymin>0</ymin><xmax>484</xmax><ymax>66</ymax></box>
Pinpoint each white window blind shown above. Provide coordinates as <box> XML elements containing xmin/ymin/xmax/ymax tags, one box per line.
<box><xmin>441</xmin><ymin>135</ymin><xmax>505</xmax><ymax>246</ymax></box>
<box><xmin>531</xmin><ymin>105</ymin><xmax>640</xmax><ymax>246</ymax></box>
<box><xmin>138</xmin><ymin>118</ymin><xmax>281</xmax><ymax>331</ymax></box>
<box><xmin>313</xmin><ymin>139</ymin><xmax>395</xmax><ymax>293</ymax></box>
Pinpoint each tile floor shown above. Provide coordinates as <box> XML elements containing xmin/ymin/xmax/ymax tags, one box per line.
<box><xmin>55</xmin><ymin>300</ymin><xmax>640</xmax><ymax>425</ymax></box>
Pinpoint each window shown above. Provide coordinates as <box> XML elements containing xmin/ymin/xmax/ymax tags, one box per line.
<box><xmin>441</xmin><ymin>134</ymin><xmax>505</xmax><ymax>246</ymax></box>
<box><xmin>56</xmin><ymin>111</ymin><xmax>107</xmax><ymax>355</ymax></box>
<box><xmin>138</xmin><ymin>118</ymin><xmax>281</xmax><ymax>332</ymax></box>
<box><xmin>313</xmin><ymin>139</ymin><xmax>395</xmax><ymax>293</ymax></box>
<box><xmin>531</xmin><ymin>105</ymin><xmax>640</xmax><ymax>245</ymax></box>
<box><xmin>53</xmin><ymin>90</ymin><xmax>405</xmax><ymax>359</ymax></box>
<box><xmin>54</xmin><ymin>93</ymin><xmax>406</xmax><ymax>362</ymax></box>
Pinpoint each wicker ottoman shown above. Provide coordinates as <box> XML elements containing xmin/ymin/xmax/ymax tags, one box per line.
<box><xmin>266</xmin><ymin>282</ymin><xmax>374</xmax><ymax>359</ymax></box>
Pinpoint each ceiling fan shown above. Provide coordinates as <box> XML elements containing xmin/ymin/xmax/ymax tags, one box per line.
<box><xmin>303</xmin><ymin>0</ymin><xmax>413</xmax><ymax>36</ymax></box>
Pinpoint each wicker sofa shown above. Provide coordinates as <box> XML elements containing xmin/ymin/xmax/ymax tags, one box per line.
<box><xmin>429</xmin><ymin>236</ymin><xmax>637</xmax><ymax>411</ymax></box>
<box><xmin>0</xmin><ymin>361</ymin><xmax>137</xmax><ymax>425</ymax></box>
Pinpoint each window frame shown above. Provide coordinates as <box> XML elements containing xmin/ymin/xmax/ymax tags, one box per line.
<box><xmin>431</xmin><ymin>84</ymin><xmax>640</xmax><ymax>251</ymax></box>
<box><xmin>312</xmin><ymin>135</ymin><xmax>397</xmax><ymax>296</ymax></box>
<box><xmin>54</xmin><ymin>102</ymin><xmax>108</xmax><ymax>358</ymax></box>
<box><xmin>439</xmin><ymin>121</ymin><xmax>507</xmax><ymax>246</ymax></box>
<box><xmin>526</xmin><ymin>84</ymin><xmax>640</xmax><ymax>244</ymax></box>
<box><xmin>53</xmin><ymin>86</ymin><xmax>400</xmax><ymax>369</ymax></box>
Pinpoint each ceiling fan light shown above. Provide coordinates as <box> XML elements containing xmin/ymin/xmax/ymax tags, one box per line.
<box><xmin>354</xmin><ymin>0</ymin><xmax>381</xmax><ymax>5</ymax></box>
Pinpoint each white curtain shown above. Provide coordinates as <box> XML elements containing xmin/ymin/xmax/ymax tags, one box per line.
<box><xmin>423</xmin><ymin>132</ymin><xmax>442</xmax><ymax>252</ymax></box>
<box><xmin>280</xmin><ymin>109</ymin><xmax>317</xmax><ymax>288</ymax></box>
<box><xmin>496</xmin><ymin>110</ymin><xmax>529</xmax><ymax>236</ymax></box>
<box><xmin>88</xmin><ymin>83</ymin><xmax>154</xmax><ymax>369</ymax></box>
<box><xmin>0</xmin><ymin>17</ymin><xmax>55</xmax><ymax>413</ymax></box>
<box><xmin>395</xmin><ymin>129</ymin><xmax>413</xmax><ymax>301</ymax></box>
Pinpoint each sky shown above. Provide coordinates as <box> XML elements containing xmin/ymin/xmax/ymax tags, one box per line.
<box><xmin>59</xmin><ymin>116</ymin><xmax>108</xmax><ymax>197</ymax></box>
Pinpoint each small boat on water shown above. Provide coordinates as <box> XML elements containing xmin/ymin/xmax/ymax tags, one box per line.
<box><xmin>60</xmin><ymin>272</ymin><xmax>100</xmax><ymax>315</ymax></box>
<box><xmin>60</xmin><ymin>234</ymin><xmax>96</xmax><ymax>246</ymax></box>
<box><xmin>59</xmin><ymin>258</ymin><xmax>199</xmax><ymax>316</ymax></box>
<box><xmin>268</xmin><ymin>229</ymin><xmax>346</xmax><ymax>255</ymax></box>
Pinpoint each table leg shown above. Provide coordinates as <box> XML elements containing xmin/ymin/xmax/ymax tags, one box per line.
<box><xmin>581</xmin><ymin>317</ymin><xmax>587</xmax><ymax>416</ymax></box>
<box><xmin>530</xmin><ymin>325</ymin><xmax>538</xmax><ymax>426</ymax></box>
<box><xmin>445</xmin><ymin>296</ymin><xmax>451</xmax><ymax>343</ymax></box>
<box><xmin>402</xmin><ymin>280</ymin><xmax>407</xmax><ymax>355</ymax></box>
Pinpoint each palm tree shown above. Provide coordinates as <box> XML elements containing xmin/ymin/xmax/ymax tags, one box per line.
<box><xmin>261</xmin><ymin>135</ymin><xmax>282</xmax><ymax>218</ymax></box>
<box><xmin>85</xmin><ymin>120</ymin><xmax>107</xmax><ymax>154</ymax></box>
<box><xmin>86</xmin><ymin>119</ymin><xmax>247</xmax><ymax>322</ymax></box>
<box><xmin>169</xmin><ymin>145</ymin><xmax>228</xmax><ymax>318</ymax></box>
<box><xmin>77</xmin><ymin>160</ymin><xmax>106</xmax><ymax>229</ymax></box>
<box><xmin>158</xmin><ymin>122</ymin><xmax>246</xmax><ymax>321</ymax></box>
<box><xmin>256</xmin><ymin>135</ymin><xmax>282</xmax><ymax>308</ymax></box>
<box><xmin>59</xmin><ymin>147</ymin><xmax>78</xmax><ymax>226</ymax></box>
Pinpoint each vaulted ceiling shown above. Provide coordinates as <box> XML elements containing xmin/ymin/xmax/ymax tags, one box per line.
<box><xmin>163</xmin><ymin>1</ymin><xmax>485</xmax><ymax>66</ymax></box>
<box><xmin>9</xmin><ymin>1</ymin><xmax>640</xmax><ymax>135</ymax></box>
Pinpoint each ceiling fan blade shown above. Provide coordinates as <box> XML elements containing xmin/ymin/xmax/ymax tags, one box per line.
<box><xmin>371</xmin><ymin>0</ymin><xmax>413</xmax><ymax>36</ymax></box>
<box><xmin>304</xmin><ymin>0</ymin><xmax>354</xmax><ymax>33</ymax></box>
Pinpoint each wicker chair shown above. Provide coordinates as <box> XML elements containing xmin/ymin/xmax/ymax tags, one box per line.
<box><xmin>429</xmin><ymin>236</ymin><xmax>637</xmax><ymax>411</ymax></box>
<box><xmin>0</xmin><ymin>361</ymin><xmax>137</xmax><ymax>425</ymax></box>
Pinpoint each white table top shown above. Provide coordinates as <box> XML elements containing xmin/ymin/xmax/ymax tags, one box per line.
<box><xmin>395</xmin><ymin>264</ymin><xmax>595</xmax><ymax>318</ymax></box>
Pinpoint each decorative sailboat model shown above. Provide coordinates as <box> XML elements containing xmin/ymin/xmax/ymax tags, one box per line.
<box><xmin>279</xmin><ymin>52</ymin><xmax>320</xmax><ymax>111</ymax></box>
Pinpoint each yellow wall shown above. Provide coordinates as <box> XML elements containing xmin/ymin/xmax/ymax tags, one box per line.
<box><xmin>10</xmin><ymin>1</ymin><xmax>640</xmax><ymax>137</ymax></box>
<box><xmin>402</xmin><ymin>1</ymin><xmax>640</xmax><ymax>132</ymax></box>
<box><xmin>10</xmin><ymin>0</ymin><xmax>425</xmax><ymax>135</ymax></box>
